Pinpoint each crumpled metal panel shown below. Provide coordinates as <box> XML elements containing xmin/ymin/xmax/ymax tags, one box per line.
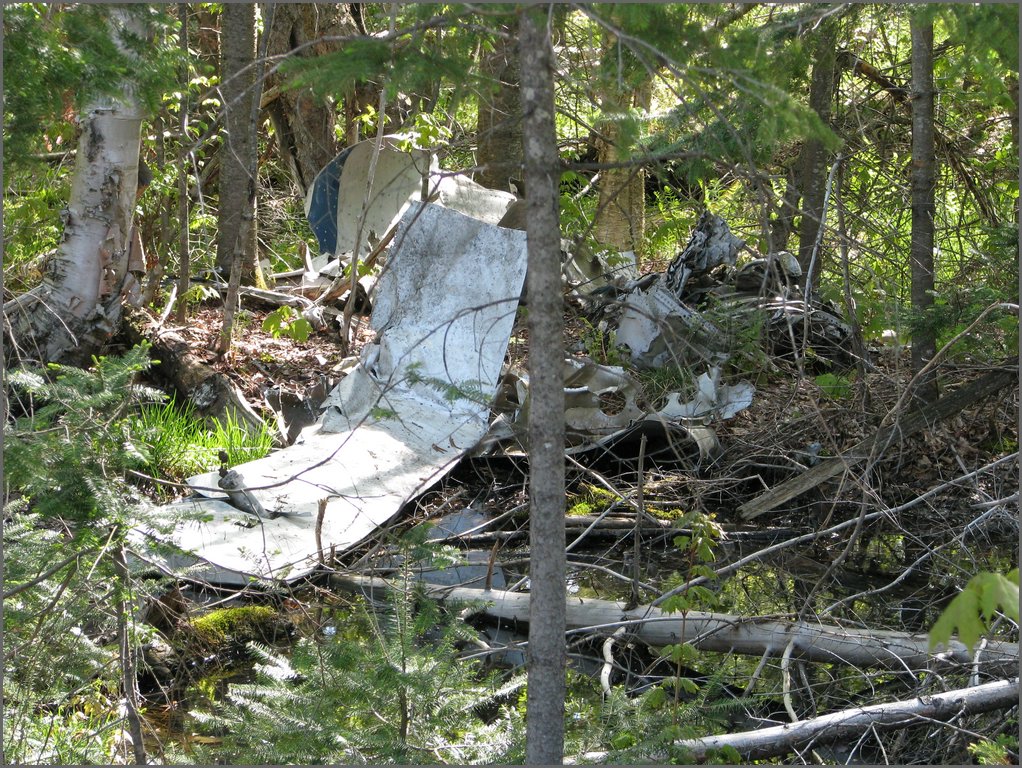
<box><xmin>136</xmin><ymin>203</ymin><xmax>527</xmax><ymax>585</ymax></box>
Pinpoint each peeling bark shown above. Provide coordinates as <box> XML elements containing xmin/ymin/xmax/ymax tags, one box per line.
<box><xmin>3</xmin><ymin>8</ymin><xmax>144</xmax><ymax>367</ymax></box>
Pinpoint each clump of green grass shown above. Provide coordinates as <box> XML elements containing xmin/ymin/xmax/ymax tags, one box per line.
<box><xmin>128</xmin><ymin>397</ymin><xmax>274</xmax><ymax>485</ymax></box>
<box><xmin>634</xmin><ymin>365</ymin><xmax>695</xmax><ymax>410</ymax></box>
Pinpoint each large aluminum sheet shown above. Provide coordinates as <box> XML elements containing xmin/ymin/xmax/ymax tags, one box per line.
<box><xmin>136</xmin><ymin>203</ymin><xmax>527</xmax><ymax>584</ymax></box>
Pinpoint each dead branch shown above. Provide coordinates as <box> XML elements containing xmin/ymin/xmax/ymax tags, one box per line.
<box><xmin>583</xmin><ymin>676</ymin><xmax>1020</xmax><ymax>764</ymax></box>
<box><xmin>739</xmin><ymin>361</ymin><xmax>1018</xmax><ymax>519</ymax></box>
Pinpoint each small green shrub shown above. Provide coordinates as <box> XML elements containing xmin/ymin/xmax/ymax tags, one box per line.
<box><xmin>262</xmin><ymin>305</ymin><xmax>313</xmax><ymax>342</ymax></box>
<box><xmin>814</xmin><ymin>372</ymin><xmax>853</xmax><ymax>400</ymax></box>
<box><xmin>579</xmin><ymin>319</ymin><xmax>629</xmax><ymax>367</ymax></box>
<box><xmin>967</xmin><ymin>734</ymin><xmax>1017</xmax><ymax>766</ymax></box>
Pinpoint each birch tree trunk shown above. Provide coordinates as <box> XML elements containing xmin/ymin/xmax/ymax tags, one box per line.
<box><xmin>579</xmin><ymin>678</ymin><xmax>1020</xmax><ymax>764</ymax></box>
<box><xmin>3</xmin><ymin>8</ymin><xmax>144</xmax><ymax>367</ymax></box>
<box><xmin>520</xmin><ymin>6</ymin><xmax>567</xmax><ymax>764</ymax></box>
<box><xmin>910</xmin><ymin>14</ymin><xmax>939</xmax><ymax>405</ymax></box>
<box><xmin>593</xmin><ymin>68</ymin><xmax>650</xmax><ymax>262</ymax></box>
<box><xmin>331</xmin><ymin>574</ymin><xmax>1020</xmax><ymax>676</ymax></box>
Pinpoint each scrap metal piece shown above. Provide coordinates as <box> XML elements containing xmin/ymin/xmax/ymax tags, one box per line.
<box><xmin>135</xmin><ymin>203</ymin><xmax>528</xmax><ymax>585</ymax></box>
<box><xmin>217</xmin><ymin>466</ymin><xmax>273</xmax><ymax>519</ymax></box>
<box><xmin>663</xmin><ymin>210</ymin><xmax>745</xmax><ymax>299</ymax></box>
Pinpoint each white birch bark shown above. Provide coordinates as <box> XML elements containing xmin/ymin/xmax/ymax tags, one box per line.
<box><xmin>331</xmin><ymin>575</ymin><xmax>1019</xmax><ymax>676</ymax></box>
<box><xmin>4</xmin><ymin>7</ymin><xmax>144</xmax><ymax>366</ymax></box>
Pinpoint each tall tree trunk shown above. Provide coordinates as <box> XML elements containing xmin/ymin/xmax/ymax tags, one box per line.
<box><xmin>593</xmin><ymin>73</ymin><xmax>651</xmax><ymax>263</ymax></box>
<box><xmin>476</xmin><ymin>24</ymin><xmax>523</xmax><ymax>191</ymax></box>
<box><xmin>215</xmin><ymin>3</ymin><xmax>258</xmax><ymax>280</ymax></box>
<box><xmin>3</xmin><ymin>8</ymin><xmax>145</xmax><ymax>367</ymax></box>
<box><xmin>263</xmin><ymin>3</ymin><xmax>357</xmax><ymax>197</ymax></box>
<box><xmin>795</xmin><ymin>18</ymin><xmax>838</xmax><ymax>289</ymax></box>
<box><xmin>175</xmin><ymin>2</ymin><xmax>191</xmax><ymax>324</ymax></box>
<box><xmin>217</xmin><ymin>4</ymin><xmax>270</xmax><ymax>355</ymax></box>
<box><xmin>520</xmin><ymin>7</ymin><xmax>566</xmax><ymax>764</ymax></box>
<box><xmin>910</xmin><ymin>15</ymin><xmax>939</xmax><ymax>405</ymax></box>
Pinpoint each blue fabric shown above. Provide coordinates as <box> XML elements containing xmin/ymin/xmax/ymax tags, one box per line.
<box><xmin>306</xmin><ymin>147</ymin><xmax>354</xmax><ymax>255</ymax></box>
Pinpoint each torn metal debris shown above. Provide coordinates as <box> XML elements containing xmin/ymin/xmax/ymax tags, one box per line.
<box><xmin>134</xmin><ymin>202</ymin><xmax>528</xmax><ymax>585</ymax></box>
<box><xmin>600</xmin><ymin>211</ymin><xmax>854</xmax><ymax>370</ymax></box>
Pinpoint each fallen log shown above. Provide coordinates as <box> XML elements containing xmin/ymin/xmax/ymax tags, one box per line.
<box><xmin>123</xmin><ymin>307</ymin><xmax>267</xmax><ymax>436</ymax></box>
<box><xmin>329</xmin><ymin>574</ymin><xmax>1019</xmax><ymax>675</ymax></box>
<box><xmin>739</xmin><ymin>361</ymin><xmax>1019</xmax><ymax>520</ymax></box>
<box><xmin>576</xmin><ymin>677</ymin><xmax>1020</xmax><ymax>764</ymax></box>
<box><xmin>433</xmin><ymin>520</ymin><xmax>797</xmax><ymax>548</ymax></box>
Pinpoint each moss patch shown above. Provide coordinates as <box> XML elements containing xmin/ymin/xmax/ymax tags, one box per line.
<box><xmin>189</xmin><ymin>605</ymin><xmax>285</xmax><ymax>649</ymax></box>
<box><xmin>566</xmin><ymin>484</ymin><xmax>620</xmax><ymax>516</ymax></box>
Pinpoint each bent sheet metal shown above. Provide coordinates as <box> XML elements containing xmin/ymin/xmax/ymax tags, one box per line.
<box><xmin>135</xmin><ymin>203</ymin><xmax>527</xmax><ymax>585</ymax></box>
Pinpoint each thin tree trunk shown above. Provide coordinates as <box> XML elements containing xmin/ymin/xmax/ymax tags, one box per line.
<box><xmin>215</xmin><ymin>3</ymin><xmax>258</xmax><ymax>279</ymax></box>
<box><xmin>113</xmin><ymin>542</ymin><xmax>147</xmax><ymax>765</ymax></box>
<box><xmin>476</xmin><ymin>24</ymin><xmax>523</xmax><ymax>191</ymax></box>
<box><xmin>795</xmin><ymin>18</ymin><xmax>838</xmax><ymax>289</ymax></box>
<box><xmin>2</xmin><ymin>7</ymin><xmax>145</xmax><ymax>367</ymax></box>
<box><xmin>217</xmin><ymin>3</ymin><xmax>270</xmax><ymax>356</ymax></box>
<box><xmin>263</xmin><ymin>3</ymin><xmax>356</xmax><ymax>197</ymax></box>
<box><xmin>910</xmin><ymin>15</ymin><xmax>939</xmax><ymax>405</ymax></box>
<box><xmin>520</xmin><ymin>6</ymin><xmax>566</xmax><ymax>764</ymax></box>
<box><xmin>175</xmin><ymin>2</ymin><xmax>191</xmax><ymax>324</ymax></box>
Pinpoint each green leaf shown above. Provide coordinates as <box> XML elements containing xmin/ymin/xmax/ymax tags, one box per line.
<box><xmin>262</xmin><ymin>306</ymin><xmax>312</xmax><ymax>343</ymax></box>
<box><xmin>929</xmin><ymin>570</ymin><xmax>1020</xmax><ymax>652</ymax></box>
<box><xmin>659</xmin><ymin>595</ymin><xmax>689</xmax><ymax>614</ymax></box>
<box><xmin>675</xmin><ymin>677</ymin><xmax>700</xmax><ymax>695</ymax></box>
<box><xmin>978</xmin><ymin>572</ymin><xmax>1020</xmax><ymax>623</ymax></box>
<box><xmin>929</xmin><ymin>588</ymin><xmax>982</xmax><ymax>652</ymax></box>
<box><xmin>610</xmin><ymin>731</ymin><xmax>637</xmax><ymax>750</ymax></box>
<box><xmin>662</xmin><ymin>642</ymin><xmax>698</xmax><ymax>665</ymax></box>
<box><xmin>643</xmin><ymin>686</ymin><xmax>667</xmax><ymax>709</ymax></box>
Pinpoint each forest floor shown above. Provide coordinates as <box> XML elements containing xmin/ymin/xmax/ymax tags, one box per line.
<box><xmin>131</xmin><ymin>296</ymin><xmax>1018</xmax><ymax>764</ymax></box>
<box><xmin>151</xmin><ymin>297</ymin><xmax>1018</xmax><ymax>544</ymax></box>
